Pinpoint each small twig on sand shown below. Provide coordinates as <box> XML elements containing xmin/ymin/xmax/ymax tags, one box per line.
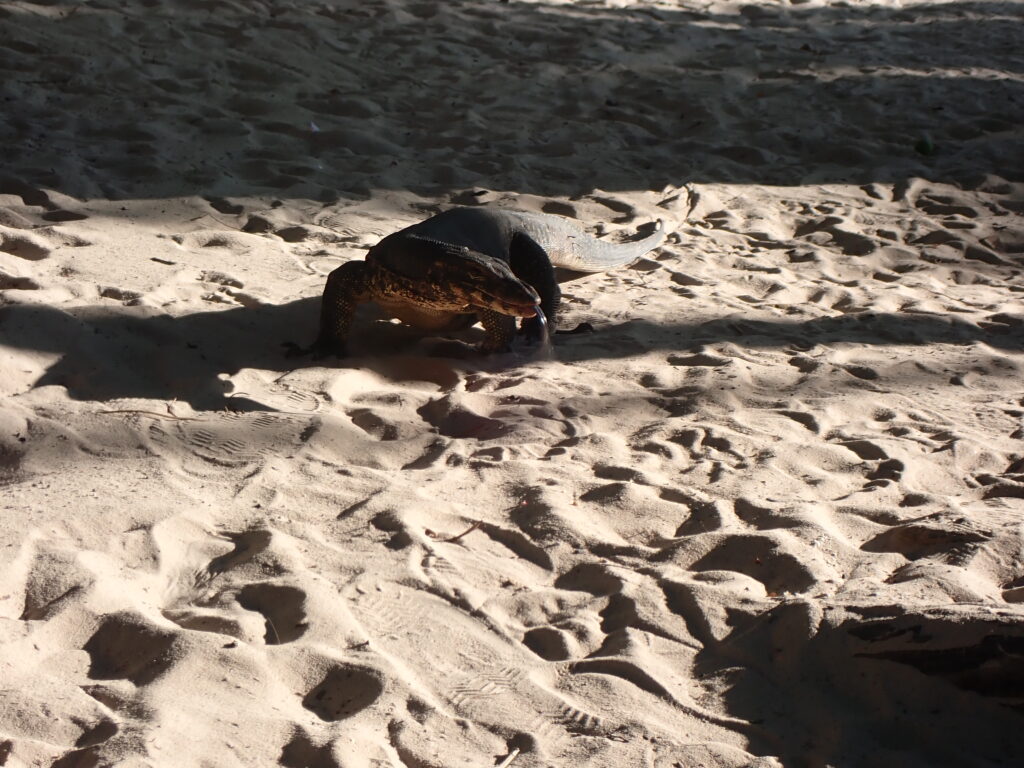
<box><xmin>495</xmin><ymin>748</ymin><xmax>520</xmax><ymax>768</ymax></box>
<box><xmin>189</xmin><ymin>212</ymin><xmax>244</xmax><ymax>231</ymax></box>
<box><xmin>440</xmin><ymin>520</ymin><xmax>482</xmax><ymax>543</ymax></box>
<box><xmin>265</xmin><ymin>617</ymin><xmax>281</xmax><ymax>645</ymax></box>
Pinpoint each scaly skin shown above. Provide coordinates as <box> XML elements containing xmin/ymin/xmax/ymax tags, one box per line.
<box><xmin>314</xmin><ymin>207</ymin><xmax>664</xmax><ymax>357</ymax></box>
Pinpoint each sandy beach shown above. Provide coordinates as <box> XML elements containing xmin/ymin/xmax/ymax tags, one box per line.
<box><xmin>1</xmin><ymin>0</ymin><xmax>1023</xmax><ymax>765</ymax></box>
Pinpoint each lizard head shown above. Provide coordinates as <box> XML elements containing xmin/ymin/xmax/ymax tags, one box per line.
<box><xmin>369</xmin><ymin>236</ymin><xmax>540</xmax><ymax>316</ymax></box>
<box><xmin>442</xmin><ymin>249</ymin><xmax>541</xmax><ymax>317</ymax></box>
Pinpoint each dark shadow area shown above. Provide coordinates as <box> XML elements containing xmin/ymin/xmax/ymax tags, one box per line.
<box><xmin>693</xmin><ymin>602</ymin><xmax>1024</xmax><ymax>767</ymax></box>
<box><xmin>0</xmin><ymin>0</ymin><xmax>1021</xmax><ymax>206</ymax></box>
<box><xmin>1</xmin><ymin>297</ymin><xmax>1019</xmax><ymax>408</ymax></box>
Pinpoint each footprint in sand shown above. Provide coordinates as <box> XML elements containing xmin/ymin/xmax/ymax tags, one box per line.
<box><xmin>861</xmin><ymin>517</ymin><xmax>992</xmax><ymax>562</ymax></box>
<box><xmin>235</xmin><ymin>583</ymin><xmax>309</xmax><ymax>645</ymax></box>
<box><xmin>143</xmin><ymin>411</ymin><xmax>319</xmax><ymax>477</ymax></box>
<box><xmin>0</xmin><ymin>178</ymin><xmax>92</xmax><ymax>225</ymax></box>
<box><xmin>161</xmin><ymin>527</ymin><xmax>313</xmax><ymax>645</ymax></box>
<box><xmin>687</xmin><ymin>534</ymin><xmax>821</xmax><ymax>595</ymax></box>
<box><xmin>0</xmin><ymin>687</ymin><xmax>119</xmax><ymax>767</ymax></box>
<box><xmin>589</xmin><ymin>193</ymin><xmax>640</xmax><ymax>222</ymax></box>
<box><xmin>301</xmin><ymin>664</ymin><xmax>385</xmax><ymax>721</ymax></box>
<box><xmin>84</xmin><ymin>612</ymin><xmax>178</xmax><ymax>685</ymax></box>
<box><xmin>348</xmin><ymin>583</ymin><xmax>617</xmax><ymax>756</ymax></box>
<box><xmin>0</xmin><ymin>270</ymin><xmax>41</xmax><ymax>290</ymax></box>
<box><xmin>0</xmin><ymin>228</ymin><xmax>51</xmax><ymax>260</ymax></box>
<box><xmin>205</xmin><ymin>196</ymin><xmax>245</xmax><ymax>216</ymax></box>
<box><xmin>279</xmin><ymin>729</ymin><xmax>340</xmax><ymax>768</ymax></box>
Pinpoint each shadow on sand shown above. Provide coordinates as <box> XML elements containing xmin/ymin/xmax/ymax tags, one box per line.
<box><xmin>0</xmin><ymin>0</ymin><xmax>1021</xmax><ymax>206</ymax></box>
<box><xmin>2</xmin><ymin>297</ymin><xmax>1019</xmax><ymax>409</ymax></box>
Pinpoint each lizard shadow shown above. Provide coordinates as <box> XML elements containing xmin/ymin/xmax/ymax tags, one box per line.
<box><xmin>2</xmin><ymin>297</ymin><xmax>528</xmax><ymax>410</ymax></box>
<box><xmin>3</xmin><ymin>298</ymin><xmax>1020</xmax><ymax>411</ymax></box>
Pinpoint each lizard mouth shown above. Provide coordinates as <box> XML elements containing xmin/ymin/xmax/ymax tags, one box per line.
<box><xmin>491</xmin><ymin>298</ymin><xmax>537</xmax><ymax>317</ymax></box>
<box><xmin>470</xmin><ymin>290</ymin><xmax>538</xmax><ymax>317</ymax></box>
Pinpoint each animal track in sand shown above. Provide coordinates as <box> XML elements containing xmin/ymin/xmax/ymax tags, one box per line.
<box><xmin>836</xmin><ymin>439</ymin><xmax>889</xmax><ymax>461</ymax></box>
<box><xmin>523</xmin><ymin>626</ymin><xmax>576</xmax><ymax>661</ymax></box>
<box><xmin>205</xmin><ymin>196</ymin><xmax>245</xmax><ymax>216</ymax></box>
<box><xmin>236</xmin><ymin>583</ymin><xmax>309</xmax><ymax>645</ymax></box>
<box><xmin>84</xmin><ymin>612</ymin><xmax>178</xmax><ymax>685</ymax></box>
<box><xmin>0</xmin><ymin>228</ymin><xmax>51</xmax><ymax>260</ymax></box>
<box><xmin>668</xmin><ymin>351</ymin><xmax>732</xmax><ymax>367</ymax></box>
<box><xmin>161</xmin><ymin>526</ymin><xmax>308</xmax><ymax>642</ymax></box>
<box><xmin>778</xmin><ymin>409</ymin><xmax>820</xmax><ymax>432</ymax></box>
<box><xmin>570</xmin><ymin>658</ymin><xmax>676</xmax><ymax>702</ymax></box>
<box><xmin>417</xmin><ymin>392</ymin><xmax>571</xmax><ymax>443</ymax></box>
<box><xmin>477</xmin><ymin>522</ymin><xmax>554</xmax><ymax>570</ymax></box>
<box><xmin>40</xmin><ymin>209</ymin><xmax>88</xmax><ymax>222</ymax></box>
<box><xmin>672</xmin><ymin>497</ymin><xmax>727</xmax><ymax>537</ymax></box>
<box><xmin>205</xmin><ymin>528</ymin><xmax>274</xmax><ymax>576</ymax></box>
<box><xmin>302</xmin><ymin>664</ymin><xmax>385</xmax><ymax>721</ymax></box>
<box><xmin>866</xmin><ymin>458</ymin><xmax>904</xmax><ymax>484</ymax></box>
<box><xmin>843</xmin><ymin>364</ymin><xmax>880</xmax><ymax>381</ymax></box>
<box><xmin>160</xmin><ymin>607</ymin><xmax>256</xmax><ymax>640</ymax></box>
<box><xmin>279</xmin><ymin>729</ymin><xmax>340</xmax><ymax>768</ymax></box>
<box><xmin>0</xmin><ymin>178</ymin><xmax>52</xmax><ymax>208</ymax></box>
<box><xmin>686</xmin><ymin>534</ymin><xmax>819</xmax><ymax>594</ymax></box>
<box><xmin>553</xmin><ymin>562</ymin><xmax>625</xmax><ymax>596</ymax></box>
<box><xmin>861</xmin><ymin>517</ymin><xmax>992</xmax><ymax>563</ymax></box>
<box><xmin>48</xmin><ymin>718</ymin><xmax>121</xmax><ymax>767</ymax></box>
<box><xmin>17</xmin><ymin>543</ymin><xmax>93</xmax><ymax>621</ymax></box>
<box><xmin>347</xmin><ymin>408</ymin><xmax>402</xmax><ymax>440</ymax></box>
<box><xmin>0</xmin><ymin>684</ymin><xmax>120</xmax><ymax>762</ymax></box>
<box><xmin>72</xmin><ymin>717</ymin><xmax>120</xmax><ymax>750</ymax></box>
<box><xmin>732</xmin><ymin>498</ymin><xmax>800</xmax><ymax>531</ymax></box>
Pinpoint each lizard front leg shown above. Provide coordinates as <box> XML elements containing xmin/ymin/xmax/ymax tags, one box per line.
<box><xmin>477</xmin><ymin>307</ymin><xmax>518</xmax><ymax>354</ymax></box>
<box><xmin>315</xmin><ymin>260</ymin><xmax>372</xmax><ymax>358</ymax></box>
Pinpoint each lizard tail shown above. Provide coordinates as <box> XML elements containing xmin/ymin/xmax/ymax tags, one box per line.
<box><xmin>507</xmin><ymin>211</ymin><xmax>667</xmax><ymax>273</ymax></box>
<box><xmin>560</xmin><ymin>219</ymin><xmax>666</xmax><ymax>272</ymax></box>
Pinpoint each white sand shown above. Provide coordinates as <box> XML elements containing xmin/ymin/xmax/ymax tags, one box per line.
<box><xmin>1</xmin><ymin>0</ymin><xmax>1023</xmax><ymax>765</ymax></box>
